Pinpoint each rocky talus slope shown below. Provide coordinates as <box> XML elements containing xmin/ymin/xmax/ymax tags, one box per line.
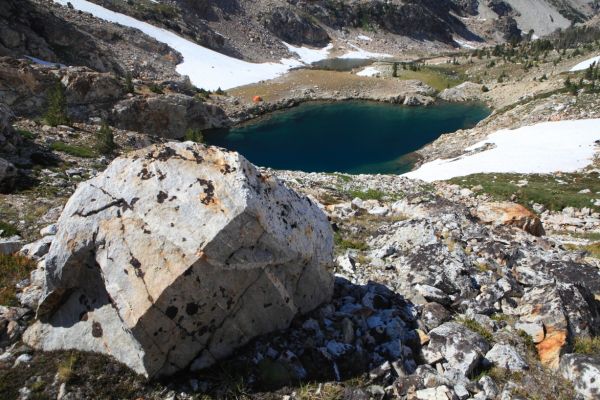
<box><xmin>1</xmin><ymin>124</ymin><xmax>600</xmax><ymax>398</ymax></box>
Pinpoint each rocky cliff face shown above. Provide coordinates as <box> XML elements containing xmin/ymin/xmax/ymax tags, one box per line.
<box><xmin>0</xmin><ymin>0</ymin><xmax>122</xmax><ymax>74</ymax></box>
<box><xmin>0</xmin><ymin>0</ymin><xmax>182</xmax><ymax>81</ymax></box>
<box><xmin>111</xmin><ymin>94</ymin><xmax>229</xmax><ymax>139</ymax></box>
<box><xmin>0</xmin><ymin>104</ymin><xmax>19</xmax><ymax>193</ymax></box>
<box><xmin>261</xmin><ymin>7</ymin><xmax>331</xmax><ymax>47</ymax></box>
<box><xmin>0</xmin><ymin>58</ymin><xmax>230</xmax><ymax>136</ymax></box>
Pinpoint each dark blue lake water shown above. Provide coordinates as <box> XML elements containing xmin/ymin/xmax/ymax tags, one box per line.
<box><xmin>204</xmin><ymin>101</ymin><xmax>490</xmax><ymax>174</ymax></box>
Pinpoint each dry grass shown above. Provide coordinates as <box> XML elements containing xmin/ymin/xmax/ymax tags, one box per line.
<box><xmin>57</xmin><ymin>353</ymin><xmax>78</xmax><ymax>383</ymax></box>
<box><xmin>573</xmin><ymin>336</ymin><xmax>600</xmax><ymax>356</ymax></box>
<box><xmin>0</xmin><ymin>253</ymin><xmax>37</xmax><ymax>306</ymax></box>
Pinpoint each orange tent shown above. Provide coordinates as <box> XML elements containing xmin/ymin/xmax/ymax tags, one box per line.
<box><xmin>253</xmin><ymin>95</ymin><xmax>263</xmax><ymax>103</ymax></box>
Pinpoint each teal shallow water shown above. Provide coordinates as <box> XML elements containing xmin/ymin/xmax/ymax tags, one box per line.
<box><xmin>204</xmin><ymin>101</ymin><xmax>490</xmax><ymax>174</ymax></box>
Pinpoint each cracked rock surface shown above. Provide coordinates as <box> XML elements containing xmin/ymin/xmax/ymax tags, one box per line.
<box><xmin>22</xmin><ymin>142</ymin><xmax>334</xmax><ymax>378</ymax></box>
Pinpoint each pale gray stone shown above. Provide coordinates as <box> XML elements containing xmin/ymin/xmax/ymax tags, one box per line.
<box><xmin>23</xmin><ymin>143</ymin><xmax>334</xmax><ymax>378</ymax></box>
<box><xmin>485</xmin><ymin>344</ymin><xmax>528</xmax><ymax>371</ymax></box>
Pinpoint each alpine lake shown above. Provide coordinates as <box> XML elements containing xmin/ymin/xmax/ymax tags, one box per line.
<box><xmin>204</xmin><ymin>101</ymin><xmax>490</xmax><ymax>174</ymax></box>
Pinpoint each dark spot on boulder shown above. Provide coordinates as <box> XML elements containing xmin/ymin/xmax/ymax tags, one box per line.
<box><xmin>157</xmin><ymin>191</ymin><xmax>168</xmax><ymax>203</ymax></box>
<box><xmin>152</xmin><ymin>147</ymin><xmax>178</xmax><ymax>161</ymax></box>
<box><xmin>92</xmin><ymin>321</ymin><xmax>103</xmax><ymax>338</ymax></box>
<box><xmin>220</xmin><ymin>164</ymin><xmax>235</xmax><ymax>174</ymax></box>
<box><xmin>130</xmin><ymin>257</ymin><xmax>141</xmax><ymax>269</ymax></box>
<box><xmin>186</xmin><ymin>303</ymin><xmax>199</xmax><ymax>315</ymax></box>
<box><xmin>138</xmin><ymin>167</ymin><xmax>156</xmax><ymax>180</ymax></box>
<box><xmin>166</xmin><ymin>306</ymin><xmax>178</xmax><ymax>319</ymax></box>
<box><xmin>197</xmin><ymin>179</ymin><xmax>215</xmax><ymax>205</ymax></box>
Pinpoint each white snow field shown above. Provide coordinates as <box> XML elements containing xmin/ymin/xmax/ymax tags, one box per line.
<box><xmin>404</xmin><ymin>119</ymin><xmax>600</xmax><ymax>182</ymax></box>
<box><xmin>52</xmin><ymin>0</ymin><xmax>333</xmax><ymax>90</ymax></box>
<box><xmin>570</xmin><ymin>55</ymin><xmax>600</xmax><ymax>72</ymax></box>
<box><xmin>283</xmin><ymin>42</ymin><xmax>333</xmax><ymax>64</ymax></box>
<box><xmin>356</xmin><ymin>67</ymin><xmax>381</xmax><ymax>77</ymax></box>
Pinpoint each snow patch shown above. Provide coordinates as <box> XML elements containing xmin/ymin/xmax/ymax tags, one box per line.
<box><xmin>356</xmin><ymin>66</ymin><xmax>380</xmax><ymax>77</ymax></box>
<box><xmin>24</xmin><ymin>56</ymin><xmax>66</xmax><ymax>68</ymax></box>
<box><xmin>454</xmin><ymin>38</ymin><xmax>477</xmax><ymax>50</ymax></box>
<box><xmin>283</xmin><ymin>42</ymin><xmax>332</xmax><ymax>64</ymax></box>
<box><xmin>404</xmin><ymin>119</ymin><xmax>600</xmax><ymax>182</ymax></box>
<box><xmin>340</xmin><ymin>43</ymin><xmax>391</xmax><ymax>60</ymax></box>
<box><xmin>51</xmin><ymin>0</ymin><xmax>332</xmax><ymax>90</ymax></box>
<box><xmin>570</xmin><ymin>55</ymin><xmax>600</xmax><ymax>72</ymax></box>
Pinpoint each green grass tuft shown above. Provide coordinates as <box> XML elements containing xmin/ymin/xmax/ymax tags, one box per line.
<box><xmin>0</xmin><ymin>222</ymin><xmax>19</xmax><ymax>238</ymax></box>
<box><xmin>457</xmin><ymin>317</ymin><xmax>494</xmax><ymax>342</ymax></box>
<box><xmin>16</xmin><ymin>129</ymin><xmax>36</xmax><ymax>140</ymax></box>
<box><xmin>334</xmin><ymin>232</ymin><xmax>369</xmax><ymax>251</ymax></box>
<box><xmin>574</xmin><ymin>336</ymin><xmax>600</xmax><ymax>356</ymax></box>
<box><xmin>346</xmin><ymin>189</ymin><xmax>386</xmax><ymax>201</ymax></box>
<box><xmin>50</xmin><ymin>141</ymin><xmax>95</xmax><ymax>158</ymax></box>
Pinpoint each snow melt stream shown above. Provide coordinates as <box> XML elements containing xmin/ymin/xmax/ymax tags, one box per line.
<box><xmin>404</xmin><ymin>119</ymin><xmax>600</xmax><ymax>182</ymax></box>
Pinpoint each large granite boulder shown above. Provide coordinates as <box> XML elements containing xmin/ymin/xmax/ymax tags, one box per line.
<box><xmin>23</xmin><ymin>142</ymin><xmax>334</xmax><ymax>378</ymax></box>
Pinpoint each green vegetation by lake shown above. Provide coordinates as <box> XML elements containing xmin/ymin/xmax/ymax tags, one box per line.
<box><xmin>204</xmin><ymin>101</ymin><xmax>489</xmax><ymax>174</ymax></box>
<box><xmin>448</xmin><ymin>172</ymin><xmax>600</xmax><ymax>212</ymax></box>
<box><xmin>395</xmin><ymin>66</ymin><xmax>465</xmax><ymax>91</ymax></box>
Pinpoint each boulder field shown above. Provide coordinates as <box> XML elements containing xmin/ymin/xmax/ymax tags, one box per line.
<box><xmin>22</xmin><ymin>143</ymin><xmax>334</xmax><ymax>378</ymax></box>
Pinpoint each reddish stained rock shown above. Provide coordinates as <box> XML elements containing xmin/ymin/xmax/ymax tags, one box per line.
<box><xmin>474</xmin><ymin>201</ymin><xmax>545</xmax><ymax>236</ymax></box>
